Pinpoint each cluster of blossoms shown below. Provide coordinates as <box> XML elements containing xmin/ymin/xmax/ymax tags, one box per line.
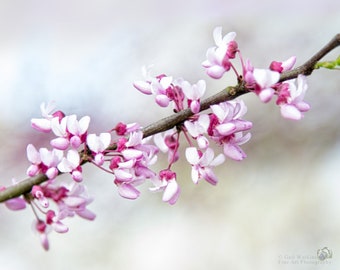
<box><xmin>1</xmin><ymin>26</ymin><xmax>310</xmax><ymax>250</ymax></box>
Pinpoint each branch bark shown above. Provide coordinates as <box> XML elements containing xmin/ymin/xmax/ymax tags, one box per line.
<box><xmin>0</xmin><ymin>33</ymin><xmax>339</xmax><ymax>203</ymax></box>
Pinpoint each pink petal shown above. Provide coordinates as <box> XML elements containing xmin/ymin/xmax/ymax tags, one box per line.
<box><xmin>76</xmin><ymin>208</ymin><xmax>96</xmax><ymax>220</ymax></box>
<box><xmin>223</xmin><ymin>144</ymin><xmax>246</xmax><ymax>161</ymax></box>
<box><xmin>133</xmin><ymin>81</ymin><xmax>152</xmax><ymax>94</ymax></box>
<box><xmin>215</xmin><ymin>122</ymin><xmax>236</xmax><ymax>136</ymax></box>
<box><xmin>50</xmin><ymin>137</ymin><xmax>70</xmax><ymax>150</ymax></box>
<box><xmin>118</xmin><ymin>183</ymin><xmax>140</xmax><ymax>200</ymax></box>
<box><xmin>63</xmin><ymin>196</ymin><xmax>86</xmax><ymax>207</ymax></box>
<box><xmin>52</xmin><ymin>222</ymin><xmax>69</xmax><ymax>233</ymax></box>
<box><xmin>5</xmin><ymin>198</ymin><xmax>26</xmax><ymax>210</ymax></box>
<box><xmin>31</xmin><ymin>118</ymin><xmax>51</xmax><ymax>133</ymax></box>
<box><xmin>280</xmin><ymin>104</ymin><xmax>302</xmax><ymax>120</ymax></box>
<box><xmin>155</xmin><ymin>94</ymin><xmax>170</xmax><ymax>107</ymax></box>
<box><xmin>206</xmin><ymin>66</ymin><xmax>226</xmax><ymax>79</ymax></box>
<box><xmin>259</xmin><ymin>88</ymin><xmax>274</xmax><ymax>103</ymax></box>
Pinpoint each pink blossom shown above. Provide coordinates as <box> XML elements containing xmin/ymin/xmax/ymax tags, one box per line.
<box><xmin>133</xmin><ymin>66</ymin><xmax>175</xmax><ymax>107</ymax></box>
<box><xmin>270</xmin><ymin>56</ymin><xmax>296</xmax><ymax>73</ymax></box>
<box><xmin>114</xmin><ymin>122</ymin><xmax>140</xmax><ymax>136</ymax></box>
<box><xmin>116</xmin><ymin>182</ymin><xmax>141</xmax><ymax>200</ymax></box>
<box><xmin>242</xmin><ymin>59</ymin><xmax>255</xmax><ymax>88</ymax></box>
<box><xmin>50</xmin><ymin>117</ymin><xmax>69</xmax><ymax>150</ymax></box>
<box><xmin>61</xmin><ymin>183</ymin><xmax>96</xmax><ymax>220</ymax></box>
<box><xmin>111</xmin><ymin>131</ymin><xmax>158</xmax><ymax>200</ymax></box>
<box><xmin>185</xmin><ymin>147</ymin><xmax>225</xmax><ymax>185</ymax></box>
<box><xmin>26</xmin><ymin>144</ymin><xmax>63</xmax><ymax>179</ymax></box>
<box><xmin>253</xmin><ymin>68</ymin><xmax>280</xmax><ymax>103</ymax></box>
<box><xmin>277</xmin><ymin>75</ymin><xmax>310</xmax><ymax>120</ymax></box>
<box><xmin>151</xmin><ymin>75</ymin><xmax>174</xmax><ymax>107</ymax></box>
<box><xmin>202</xmin><ymin>27</ymin><xmax>238</xmax><ymax>79</ymax></box>
<box><xmin>46</xmin><ymin>209</ymin><xmax>69</xmax><ymax>233</ymax></box>
<box><xmin>31</xmin><ymin>101</ymin><xmax>65</xmax><ymax>133</ymax></box>
<box><xmin>66</xmin><ymin>115</ymin><xmax>90</xmax><ymax>148</ymax></box>
<box><xmin>222</xmin><ymin>132</ymin><xmax>251</xmax><ymax>160</ymax></box>
<box><xmin>32</xmin><ymin>185</ymin><xmax>49</xmax><ymax>207</ymax></box>
<box><xmin>35</xmin><ymin>219</ymin><xmax>50</xmax><ymax>251</ymax></box>
<box><xmin>39</xmin><ymin>148</ymin><xmax>63</xmax><ymax>179</ymax></box>
<box><xmin>150</xmin><ymin>169</ymin><xmax>180</xmax><ymax>205</ymax></box>
<box><xmin>133</xmin><ymin>65</ymin><xmax>154</xmax><ymax>94</ymax></box>
<box><xmin>57</xmin><ymin>150</ymin><xmax>83</xmax><ymax>182</ymax></box>
<box><xmin>87</xmin><ymin>133</ymin><xmax>111</xmax><ymax>166</ymax></box>
<box><xmin>184</xmin><ymin>114</ymin><xmax>210</xmax><ymax>149</ymax></box>
<box><xmin>181</xmin><ymin>80</ymin><xmax>206</xmax><ymax>113</ymax></box>
<box><xmin>154</xmin><ymin>129</ymin><xmax>179</xmax><ymax>163</ymax></box>
<box><xmin>208</xmin><ymin>100</ymin><xmax>252</xmax><ymax>161</ymax></box>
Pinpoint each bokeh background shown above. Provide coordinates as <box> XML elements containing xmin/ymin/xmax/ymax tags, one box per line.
<box><xmin>0</xmin><ymin>0</ymin><xmax>339</xmax><ymax>269</ymax></box>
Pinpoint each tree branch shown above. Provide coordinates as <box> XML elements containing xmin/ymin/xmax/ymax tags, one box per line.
<box><xmin>0</xmin><ymin>33</ymin><xmax>339</xmax><ymax>203</ymax></box>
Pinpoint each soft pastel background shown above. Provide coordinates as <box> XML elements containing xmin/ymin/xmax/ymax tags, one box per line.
<box><xmin>0</xmin><ymin>0</ymin><xmax>339</xmax><ymax>269</ymax></box>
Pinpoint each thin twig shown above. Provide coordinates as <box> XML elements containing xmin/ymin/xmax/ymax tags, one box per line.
<box><xmin>0</xmin><ymin>33</ymin><xmax>339</xmax><ymax>203</ymax></box>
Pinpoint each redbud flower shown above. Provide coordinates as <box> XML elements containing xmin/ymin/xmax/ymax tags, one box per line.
<box><xmin>50</xmin><ymin>116</ymin><xmax>69</xmax><ymax>150</ymax></box>
<box><xmin>209</xmin><ymin>100</ymin><xmax>252</xmax><ymax>161</ymax></box>
<box><xmin>86</xmin><ymin>133</ymin><xmax>111</xmax><ymax>166</ymax></box>
<box><xmin>253</xmin><ymin>68</ymin><xmax>280</xmax><ymax>103</ymax></box>
<box><xmin>270</xmin><ymin>56</ymin><xmax>296</xmax><ymax>73</ymax></box>
<box><xmin>57</xmin><ymin>150</ymin><xmax>83</xmax><ymax>182</ymax></box>
<box><xmin>32</xmin><ymin>185</ymin><xmax>49</xmax><ymax>207</ymax></box>
<box><xmin>184</xmin><ymin>114</ymin><xmax>210</xmax><ymax>149</ymax></box>
<box><xmin>26</xmin><ymin>144</ymin><xmax>63</xmax><ymax>179</ymax></box>
<box><xmin>202</xmin><ymin>27</ymin><xmax>238</xmax><ymax>79</ymax></box>
<box><xmin>35</xmin><ymin>219</ymin><xmax>50</xmax><ymax>251</ymax></box>
<box><xmin>154</xmin><ymin>129</ymin><xmax>179</xmax><ymax>163</ymax></box>
<box><xmin>185</xmin><ymin>147</ymin><xmax>225</xmax><ymax>185</ymax></box>
<box><xmin>277</xmin><ymin>75</ymin><xmax>310</xmax><ymax>120</ymax></box>
<box><xmin>181</xmin><ymin>80</ymin><xmax>206</xmax><ymax>113</ymax></box>
<box><xmin>66</xmin><ymin>115</ymin><xmax>90</xmax><ymax>148</ymax></box>
<box><xmin>150</xmin><ymin>169</ymin><xmax>180</xmax><ymax>205</ymax></box>
<box><xmin>31</xmin><ymin>101</ymin><xmax>65</xmax><ymax>133</ymax></box>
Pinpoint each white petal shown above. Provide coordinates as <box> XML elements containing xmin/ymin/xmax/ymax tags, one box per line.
<box><xmin>213</xmin><ymin>26</ymin><xmax>223</xmax><ymax>46</ymax></box>
<box><xmin>78</xmin><ymin>116</ymin><xmax>90</xmax><ymax>135</ymax></box>
<box><xmin>99</xmin><ymin>133</ymin><xmax>111</xmax><ymax>148</ymax></box>
<box><xmin>185</xmin><ymin>147</ymin><xmax>199</xmax><ymax>165</ymax></box>
<box><xmin>210</xmin><ymin>153</ymin><xmax>225</xmax><ymax>167</ymax></box>
<box><xmin>57</xmin><ymin>158</ymin><xmax>73</xmax><ymax>172</ymax></box>
<box><xmin>27</xmin><ymin>144</ymin><xmax>41</xmax><ymax>163</ymax></box>
<box><xmin>253</xmin><ymin>69</ymin><xmax>280</xmax><ymax>88</ymax></box>
<box><xmin>86</xmin><ymin>134</ymin><xmax>99</xmax><ymax>152</ymax></box>
<box><xmin>122</xmin><ymin>149</ymin><xmax>143</xmax><ymax>160</ymax></box>
<box><xmin>67</xmin><ymin>149</ymin><xmax>80</xmax><ymax>166</ymax></box>
<box><xmin>162</xmin><ymin>180</ymin><xmax>179</xmax><ymax>203</ymax></box>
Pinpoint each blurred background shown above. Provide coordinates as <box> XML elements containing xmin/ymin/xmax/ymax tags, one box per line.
<box><xmin>0</xmin><ymin>0</ymin><xmax>339</xmax><ymax>269</ymax></box>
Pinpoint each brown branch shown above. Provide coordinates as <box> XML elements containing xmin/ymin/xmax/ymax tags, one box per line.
<box><xmin>0</xmin><ymin>33</ymin><xmax>339</xmax><ymax>203</ymax></box>
<box><xmin>279</xmin><ymin>33</ymin><xmax>340</xmax><ymax>82</ymax></box>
